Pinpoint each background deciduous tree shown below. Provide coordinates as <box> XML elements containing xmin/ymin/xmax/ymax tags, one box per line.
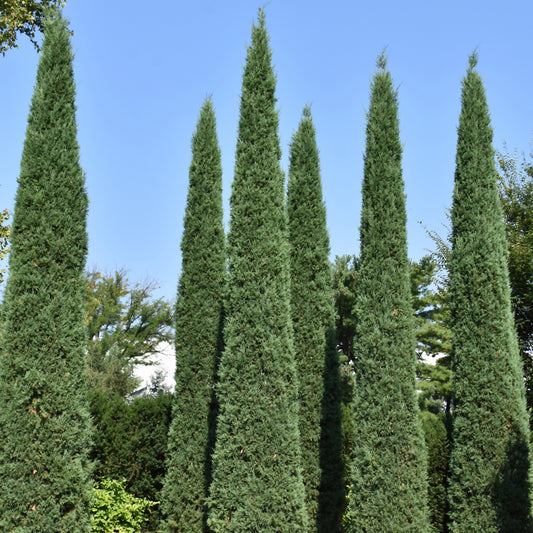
<box><xmin>0</xmin><ymin>0</ymin><xmax>65</xmax><ymax>54</ymax></box>
<box><xmin>85</xmin><ymin>269</ymin><xmax>173</xmax><ymax>398</ymax></box>
<box><xmin>0</xmin><ymin>202</ymin><xmax>8</xmax><ymax>286</ymax></box>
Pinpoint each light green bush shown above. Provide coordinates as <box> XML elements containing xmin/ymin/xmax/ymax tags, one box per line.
<box><xmin>91</xmin><ymin>478</ymin><xmax>158</xmax><ymax>533</ymax></box>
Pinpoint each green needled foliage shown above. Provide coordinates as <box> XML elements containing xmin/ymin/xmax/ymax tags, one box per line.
<box><xmin>207</xmin><ymin>10</ymin><xmax>308</xmax><ymax>532</ymax></box>
<box><xmin>287</xmin><ymin>107</ymin><xmax>344</xmax><ymax>532</ymax></box>
<box><xmin>161</xmin><ymin>99</ymin><xmax>226</xmax><ymax>532</ymax></box>
<box><xmin>447</xmin><ymin>54</ymin><xmax>532</xmax><ymax>532</ymax></box>
<box><xmin>0</xmin><ymin>9</ymin><xmax>92</xmax><ymax>532</ymax></box>
<box><xmin>348</xmin><ymin>55</ymin><xmax>430</xmax><ymax>532</ymax></box>
<box><xmin>420</xmin><ymin>411</ymin><xmax>450</xmax><ymax>533</ymax></box>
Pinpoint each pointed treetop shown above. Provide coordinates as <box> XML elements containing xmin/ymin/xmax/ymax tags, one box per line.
<box><xmin>201</xmin><ymin>95</ymin><xmax>214</xmax><ymax>112</ymax></box>
<box><xmin>468</xmin><ymin>50</ymin><xmax>478</xmax><ymax>70</ymax></box>
<box><xmin>257</xmin><ymin>6</ymin><xmax>267</xmax><ymax>28</ymax></box>
<box><xmin>302</xmin><ymin>105</ymin><xmax>312</xmax><ymax>120</ymax></box>
<box><xmin>376</xmin><ymin>50</ymin><xmax>388</xmax><ymax>71</ymax></box>
<box><xmin>46</xmin><ymin>2</ymin><xmax>65</xmax><ymax>18</ymax></box>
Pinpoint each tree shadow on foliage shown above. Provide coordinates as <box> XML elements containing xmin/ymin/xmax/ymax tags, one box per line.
<box><xmin>493</xmin><ymin>432</ymin><xmax>532</xmax><ymax>533</ymax></box>
<box><xmin>421</xmin><ymin>410</ymin><xmax>450</xmax><ymax>533</ymax></box>
<box><xmin>317</xmin><ymin>326</ymin><xmax>345</xmax><ymax>532</ymax></box>
<box><xmin>202</xmin><ymin>304</ymin><xmax>225</xmax><ymax>533</ymax></box>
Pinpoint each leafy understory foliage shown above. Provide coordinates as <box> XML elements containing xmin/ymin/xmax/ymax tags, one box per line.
<box><xmin>91</xmin><ymin>478</ymin><xmax>158</xmax><ymax>533</ymax></box>
<box><xmin>0</xmin><ymin>202</ymin><xmax>9</xmax><ymax>286</ymax></box>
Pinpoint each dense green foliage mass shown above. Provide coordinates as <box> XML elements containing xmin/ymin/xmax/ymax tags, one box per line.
<box><xmin>207</xmin><ymin>10</ymin><xmax>308</xmax><ymax>532</ymax></box>
<box><xmin>317</xmin><ymin>327</ymin><xmax>344</xmax><ymax>533</ymax></box>
<box><xmin>89</xmin><ymin>390</ymin><xmax>172</xmax><ymax>530</ymax></box>
<box><xmin>6</xmin><ymin>8</ymin><xmax>533</xmax><ymax>532</ymax></box>
<box><xmin>89</xmin><ymin>391</ymin><xmax>172</xmax><ymax>502</ymax></box>
<box><xmin>161</xmin><ymin>99</ymin><xmax>226</xmax><ymax>532</ymax></box>
<box><xmin>287</xmin><ymin>107</ymin><xmax>344</xmax><ymax>532</ymax></box>
<box><xmin>0</xmin><ymin>10</ymin><xmax>92</xmax><ymax>531</ymax></box>
<box><xmin>447</xmin><ymin>54</ymin><xmax>532</xmax><ymax>532</ymax></box>
<box><xmin>420</xmin><ymin>411</ymin><xmax>449</xmax><ymax>533</ymax></box>
<box><xmin>348</xmin><ymin>56</ymin><xmax>430</xmax><ymax>532</ymax></box>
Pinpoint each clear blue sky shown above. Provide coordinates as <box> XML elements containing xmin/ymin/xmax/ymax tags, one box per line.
<box><xmin>1</xmin><ymin>0</ymin><xmax>532</xmax><ymax>301</ymax></box>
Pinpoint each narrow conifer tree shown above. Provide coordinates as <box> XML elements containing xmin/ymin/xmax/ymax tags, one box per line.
<box><xmin>447</xmin><ymin>53</ymin><xmax>532</xmax><ymax>532</ymax></box>
<box><xmin>348</xmin><ymin>55</ymin><xmax>430</xmax><ymax>532</ymax></box>
<box><xmin>161</xmin><ymin>99</ymin><xmax>226</xmax><ymax>532</ymax></box>
<box><xmin>0</xmin><ymin>9</ymin><xmax>92</xmax><ymax>531</ymax></box>
<box><xmin>287</xmin><ymin>107</ymin><xmax>344</xmax><ymax>532</ymax></box>
<box><xmin>207</xmin><ymin>10</ymin><xmax>308</xmax><ymax>532</ymax></box>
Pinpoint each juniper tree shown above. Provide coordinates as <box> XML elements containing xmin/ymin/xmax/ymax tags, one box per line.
<box><xmin>447</xmin><ymin>53</ymin><xmax>532</xmax><ymax>532</ymax></box>
<box><xmin>348</xmin><ymin>55</ymin><xmax>430</xmax><ymax>532</ymax></box>
<box><xmin>207</xmin><ymin>10</ymin><xmax>308</xmax><ymax>532</ymax></box>
<box><xmin>0</xmin><ymin>9</ymin><xmax>92</xmax><ymax>531</ymax></box>
<box><xmin>287</xmin><ymin>107</ymin><xmax>344</xmax><ymax>532</ymax></box>
<box><xmin>161</xmin><ymin>99</ymin><xmax>226</xmax><ymax>532</ymax></box>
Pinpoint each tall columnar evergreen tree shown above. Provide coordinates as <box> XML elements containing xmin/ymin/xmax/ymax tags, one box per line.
<box><xmin>287</xmin><ymin>107</ymin><xmax>344</xmax><ymax>532</ymax></box>
<box><xmin>207</xmin><ymin>10</ymin><xmax>308</xmax><ymax>532</ymax></box>
<box><xmin>0</xmin><ymin>9</ymin><xmax>92</xmax><ymax>532</ymax></box>
<box><xmin>447</xmin><ymin>53</ymin><xmax>532</xmax><ymax>532</ymax></box>
<box><xmin>348</xmin><ymin>55</ymin><xmax>430</xmax><ymax>532</ymax></box>
<box><xmin>161</xmin><ymin>99</ymin><xmax>226</xmax><ymax>532</ymax></box>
